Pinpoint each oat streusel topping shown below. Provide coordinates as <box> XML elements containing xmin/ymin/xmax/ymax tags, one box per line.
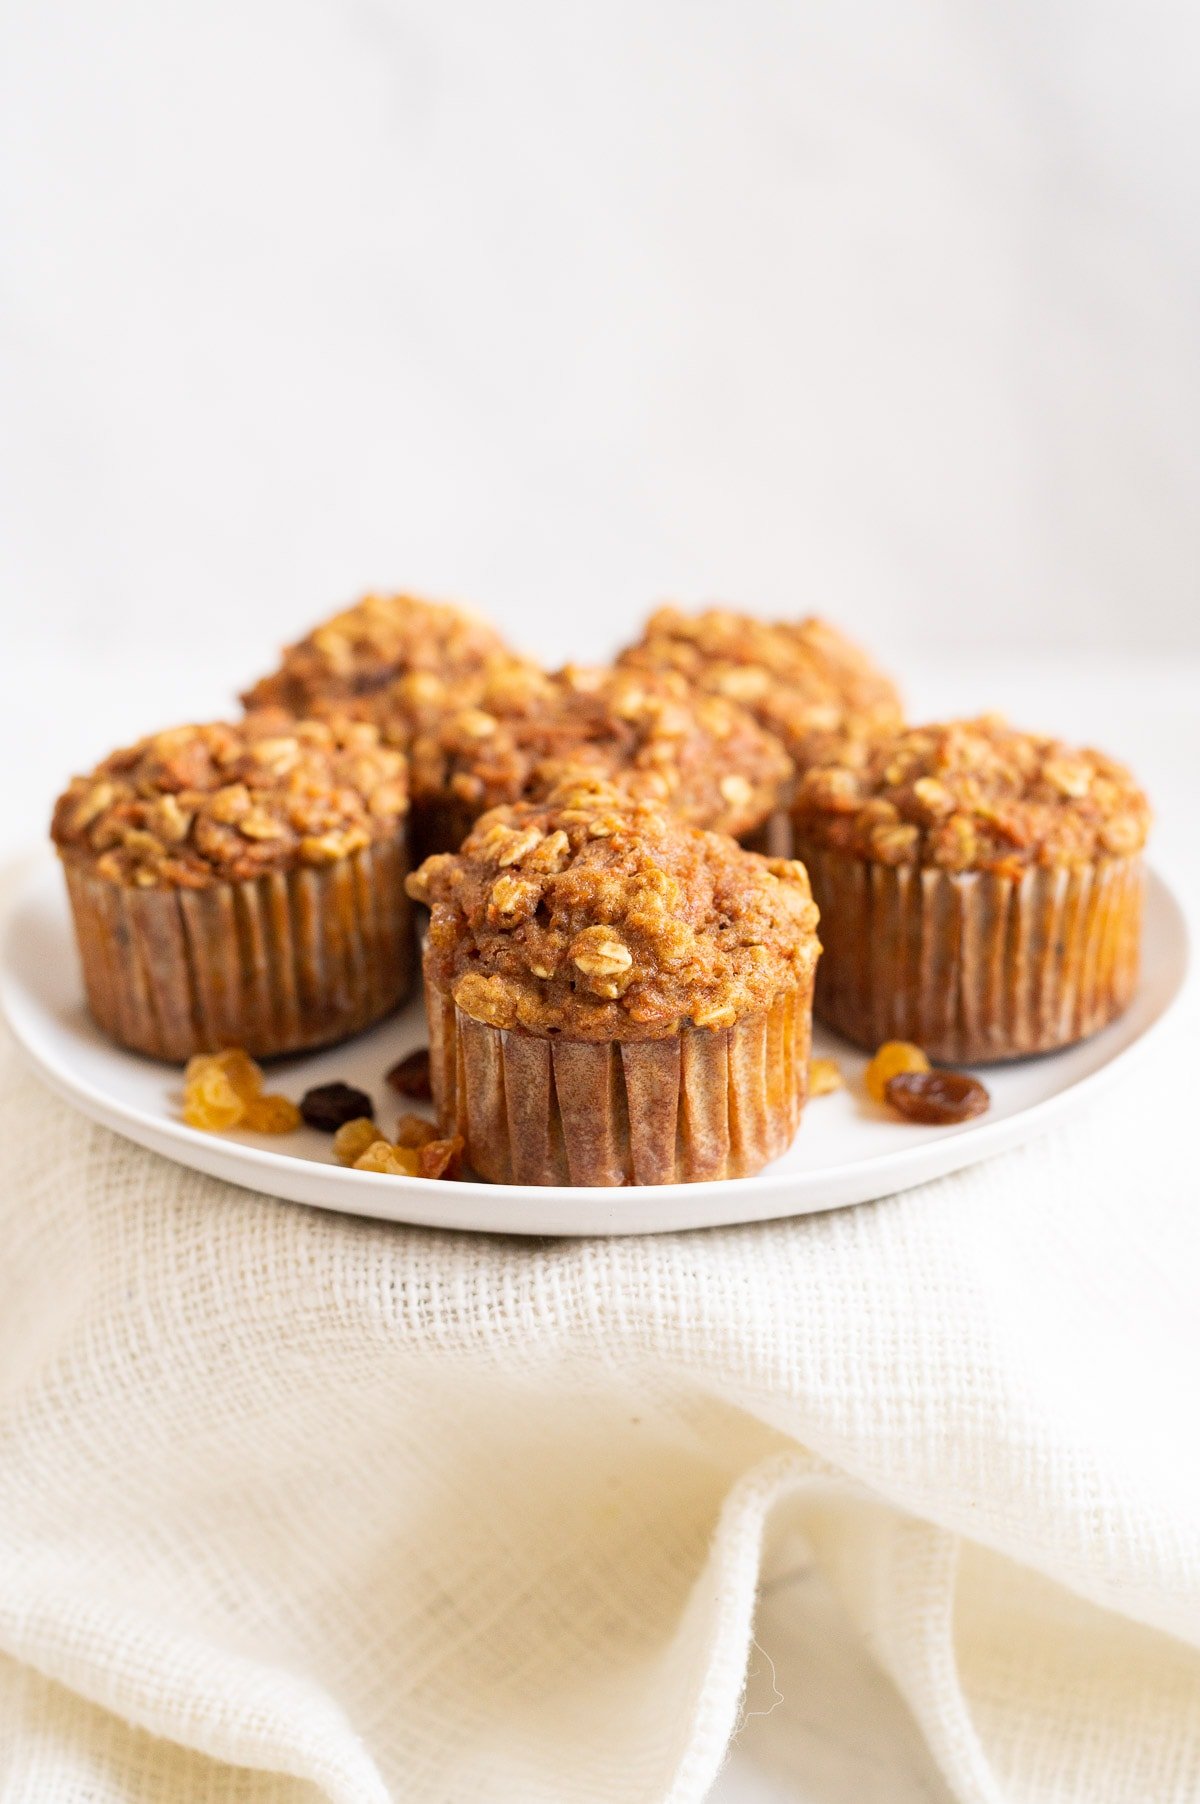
<box><xmin>240</xmin><ymin>592</ymin><xmax>517</xmax><ymax>738</ymax></box>
<box><xmin>408</xmin><ymin>777</ymin><xmax>820</xmax><ymax>1040</ymax></box>
<box><xmin>408</xmin><ymin>663</ymin><xmax>794</xmax><ymax>839</ymax></box>
<box><xmin>793</xmin><ymin>717</ymin><xmax>1150</xmax><ymax>875</ymax></box>
<box><xmin>617</xmin><ymin>606</ymin><xmax>903</xmax><ymax>768</ymax></box>
<box><xmin>51</xmin><ymin>711</ymin><xmax>408</xmax><ymax>887</ymax></box>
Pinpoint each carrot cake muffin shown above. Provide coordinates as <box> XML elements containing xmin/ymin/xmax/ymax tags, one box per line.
<box><xmin>407</xmin><ymin>777</ymin><xmax>820</xmax><ymax>1185</ymax></box>
<box><xmin>407</xmin><ymin>662</ymin><xmax>794</xmax><ymax>857</ymax></box>
<box><xmin>241</xmin><ymin>591</ymin><xmax>522</xmax><ymax>744</ymax></box>
<box><xmin>242</xmin><ymin>592</ymin><xmax>543</xmax><ymax>860</ymax></box>
<box><xmin>51</xmin><ymin>711</ymin><xmax>412</xmax><ymax>1061</ymax></box>
<box><xmin>617</xmin><ymin>606</ymin><xmax>903</xmax><ymax>779</ymax></box>
<box><xmin>791</xmin><ymin>716</ymin><xmax>1150</xmax><ymax>1063</ymax></box>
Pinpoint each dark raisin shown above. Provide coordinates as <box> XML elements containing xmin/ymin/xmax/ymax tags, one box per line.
<box><xmin>386</xmin><ymin>1048</ymin><xmax>432</xmax><ymax>1100</ymax></box>
<box><xmin>885</xmin><ymin>1070</ymin><xmax>990</xmax><ymax>1124</ymax></box>
<box><xmin>299</xmin><ymin>1081</ymin><xmax>375</xmax><ymax>1132</ymax></box>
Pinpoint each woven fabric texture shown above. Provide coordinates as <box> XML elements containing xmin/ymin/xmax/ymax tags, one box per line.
<box><xmin>1</xmin><ymin>1011</ymin><xmax>1198</xmax><ymax>1803</ymax></box>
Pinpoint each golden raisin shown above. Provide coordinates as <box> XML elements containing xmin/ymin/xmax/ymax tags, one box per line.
<box><xmin>885</xmin><ymin>1070</ymin><xmax>990</xmax><ymax>1124</ymax></box>
<box><xmin>353</xmin><ymin>1140</ymin><xmax>421</xmax><ymax>1176</ymax></box>
<box><xmin>864</xmin><ymin>1040</ymin><xmax>930</xmax><ymax>1105</ymax></box>
<box><xmin>419</xmin><ymin>1135</ymin><xmax>464</xmax><ymax>1180</ymax></box>
<box><xmin>182</xmin><ymin>1064</ymin><xmax>246</xmax><ymax>1132</ymax></box>
<box><xmin>394</xmin><ymin>1113</ymin><xmax>439</xmax><ymax>1149</ymax></box>
<box><xmin>808</xmin><ymin>1057</ymin><xmax>844</xmax><ymax>1098</ymax></box>
<box><xmin>214</xmin><ymin>1048</ymin><xmax>265</xmax><ymax>1103</ymax></box>
<box><xmin>183</xmin><ymin>1053</ymin><xmax>216</xmax><ymax>1087</ymax></box>
<box><xmin>332</xmin><ymin>1117</ymin><xmax>386</xmax><ymax>1166</ymax></box>
<box><xmin>242</xmin><ymin>1093</ymin><xmax>302</xmax><ymax>1133</ymax></box>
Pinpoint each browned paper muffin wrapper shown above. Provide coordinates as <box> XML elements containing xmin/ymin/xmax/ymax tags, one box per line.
<box><xmin>62</xmin><ymin>835</ymin><xmax>413</xmax><ymax>1062</ymax></box>
<box><xmin>795</xmin><ymin>839</ymin><xmax>1143</xmax><ymax>1064</ymax></box>
<box><xmin>738</xmin><ymin>807</ymin><xmax>793</xmax><ymax>858</ymax></box>
<box><xmin>410</xmin><ymin>797</ymin><xmax>480</xmax><ymax>864</ymax></box>
<box><xmin>425</xmin><ymin>968</ymin><xmax>814</xmax><ymax>1186</ymax></box>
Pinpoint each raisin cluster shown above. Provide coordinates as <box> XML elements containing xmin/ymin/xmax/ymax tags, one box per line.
<box><xmin>182</xmin><ymin>1049</ymin><xmax>301</xmax><ymax>1134</ymax></box>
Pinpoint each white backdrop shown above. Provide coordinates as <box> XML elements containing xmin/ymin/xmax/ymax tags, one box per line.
<box><xmin>3</xmin><ymin>0</ymin><xmax>1200</xmax><ymax>689</ymax></box>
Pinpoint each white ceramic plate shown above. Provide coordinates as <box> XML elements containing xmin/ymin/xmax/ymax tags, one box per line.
<box><xmin>0</xmin><ymin>856</ymin><xmax>1188</xmax><ymax>1236</ymax></box>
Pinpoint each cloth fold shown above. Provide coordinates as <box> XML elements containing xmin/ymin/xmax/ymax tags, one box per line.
<box><xmin>1</xmin><ymin>1009</ymin><xmax>1198</xmax><ymax>1803</ymax></box>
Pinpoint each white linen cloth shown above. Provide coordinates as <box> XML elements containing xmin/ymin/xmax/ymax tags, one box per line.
<box><xmin>1</xmin><ymin>972</ymin><xmax>1198</xmax><ymax>1803</ymax></box>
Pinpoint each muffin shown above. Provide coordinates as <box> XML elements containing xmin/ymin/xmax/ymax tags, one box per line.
<box><xmin>242</xmin><ymin>592</ymin><xmax>545</xmax><ymax>861</ymax></box>
<box><xmin>241</xmin><ymin>591</ymin><xmax>525</xmax><ymax>744</ymax></box>
<box><xmin>408</xmin><ymin>662</ymin><xmax>795</xmax><ymax>858</ymax></box>
<box><xmin>792</xmin><ymin>717</ymin><xmax>1150</xmax><ymax>1063</ymax></box>
<box><xmin>407</xmin><ymin>778</ymin><xmax>820</xmax><ymax>1185</ymax></box>
<box><xmin>617</xmin><ymin>606</ymin><xmax>904</xmax><ymax>781</ymax></box>
<box><xmin>51</xmin><ymin>712</ymin><xmax>412</xmax><ymax>1062</ymax></box>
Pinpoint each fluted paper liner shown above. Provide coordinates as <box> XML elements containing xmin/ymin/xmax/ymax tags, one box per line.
<box><xmin>795</xmin><ymin>840</ymin><xmax>1143</xmax><ymax>1064</ymax></box>
<box><xmin>737</xmin><ymin>807</ymin><xmax>793</xmax><ymax>858</ymax></box>
<box><xmin>63</xmin><ymin>834</ymin><xmax>413</xmax><ymax>1062</ymax></box>
<box><xmin>426</xmin><ymin>966</ymin><xmax>814</xmax><ymax>1186</ymax></box>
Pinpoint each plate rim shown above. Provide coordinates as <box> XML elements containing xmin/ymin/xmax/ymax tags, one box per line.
<box><xmin>0</xmin><ymin>853</ymin><xmax>1189</xmax><ymax>1235</ymax></box>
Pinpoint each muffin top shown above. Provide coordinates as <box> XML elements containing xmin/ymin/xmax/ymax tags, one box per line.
<box><xmin>617</xmin><ymin>606</ymin><xmax>903</xmax><ymax>767</ymax></box>
<box><xmin>240</xmin><ymin>592</ymin><xmax>516</xmax><ymax>735</ymax></box>
<box><xmin>408</xmin><ymin>663</ymin><xmax>794</xmax><ymax>839</ymax></box>
<box><xmin>51</xmin><ymin>711</ymin><xmax>408</xmax><ymax>887</ymax></box>
<box><xmin>408</xmin><ymin>777</ymin><xmax>820</xmax><ymax>1041</ymax></box>
<box><xmin>793</xmin><ymin>717</ymin><xmax>1150</xmax><ymax>875</ymax></box>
